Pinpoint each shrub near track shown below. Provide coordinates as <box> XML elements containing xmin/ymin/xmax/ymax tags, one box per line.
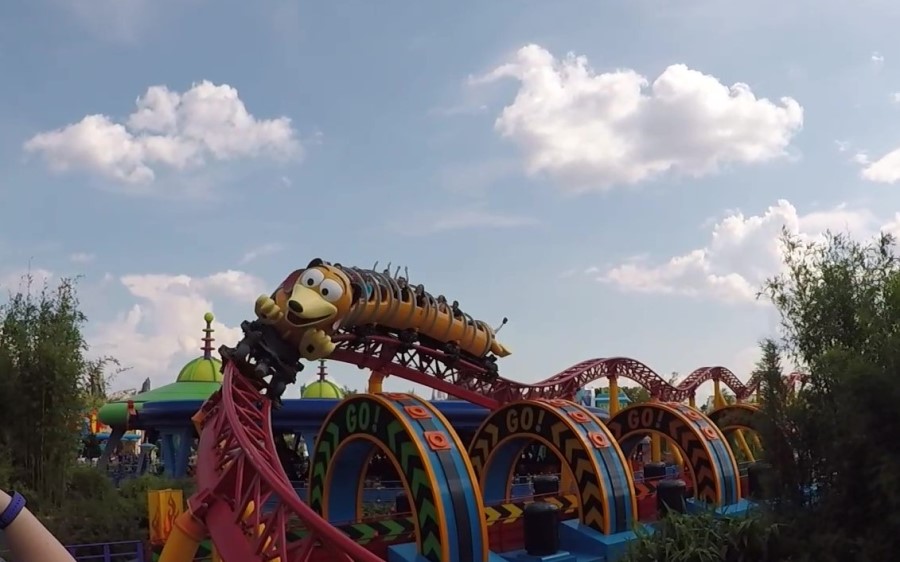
<box><xmin>625</xmin><ymin>232</ymin><xmax>900</xmax><ymax>561</ymax></box>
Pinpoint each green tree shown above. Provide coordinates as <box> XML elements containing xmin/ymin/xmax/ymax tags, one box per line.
<box><xmin>622</xmin><ymin>386</ymin><xmax>651</xmax><ymax>404</ymax></box>
<box><xmin>81</xmin><ymin>356</ymin><xmax>126</xmax><ymax>410</ymax></box>
<box><xmin>623</xmin><ymin>230</ymin><xmax>900</xmax><ymax>561</ymax></box>
<box><xmin>757</xmin><ymin>230</ymin><xmax>900</xmax><ymax>560</ymax></box>
<box><xmin>0</xmin><ymin>276</ymin><xmax>90</xmax><ymax>507</ymax></box>
<box><xmin>749</xmin><ymin>339</ymin><xmax>805</xmax><ymax>506</ymax></box>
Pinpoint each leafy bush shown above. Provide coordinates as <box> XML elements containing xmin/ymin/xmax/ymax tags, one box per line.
<box><xmin>624</xmin><ymin>510</ymin><xmax>782</xmax><ymax>562</ymax></box>
<box><xmin>38</xmin><ymin>467</ymin><xmax>196</xmax><ymax>546</ymax></box>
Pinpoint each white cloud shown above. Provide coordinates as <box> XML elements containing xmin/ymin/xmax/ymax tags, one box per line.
<box><xmin>891</xmin><ymin>92</ymin><xmax>900</xmax><ymax>104</ymax></box>
<box><xmin>24</xmin><ymin>80</ymin><xmax>301</xmax><ymax>188</ymax></box>
<box><xmin>600</xmin><ymin>200</ymin><xmax>893</xmax><ymax>303</ymax></box>
<box><xmin>859</xmin><ymin>145</ymin><xmax>900</xmax><ymax>183</ymax></box>
<box><xmin>90</xmin><ymin>270</ymin><xmax>268</xmax><ymax>387</ymax></box>
<box><xmin>393</xmin><ymin>208</ymin><xmax>539</xmax><ymax>235</ymax></box>
<box><xmin>872</xmin><ymin>51</ymin><xmax>885</xmax><ymax>65</ymax></box>
<box><xmin>239</xmin><ymin>243</ymin><xmax>283</xmax><ymax>265</ymax></box>
<box><xmin>472</xmin><ymin>44</ymin><xmax>804</xmax><ymax>192</ymax></box>
<box><xmin>69</xmin><ymin>252</ymin><xmax>96</xmax><ymax>264</ymax></box>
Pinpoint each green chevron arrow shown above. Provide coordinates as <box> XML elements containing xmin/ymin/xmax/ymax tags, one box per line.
<box><xmin>351</xmin><ymin>524</ymin><xmax>376</xmax><ymax>542</ymax></box>
<box><xmin>417</xmin><ymin>497</ymin><xmax>438</xmax><ymax>526</ymax></box>
<box><xmin>311</xmin><ymin>459</ymin><xmax>326</xmax><ymax>481</ymax></box>
<box><xmin>379</xmin><ymin>518</ymin><xmax>411</xmax><ymax>537</ymax></box>
<box><xmin>387</xmin><ymin>419</ymin><xmax>403</xmax><ymax>451</ymax></box>
<box><xmin>319</xmin><ymin>423</ymin><xmax>340</xmax><ymax>463</ymax></box>
<box><xmin>324</xmin><ymin>421</ymin><xmax>340</xmax><ymax>442</ymax></box>
<box><xmin>420</xmin><ymin>533</ymin><xmax>442</xmax><ymax>561</ymax></box>
<box><xmin>309</xmin><ymin>486</ymin><xmax>322</xmax><ymax>506</ymax></box>
<box><xmin>317</xmin><ymin>440</ymin><xmax>332</xmax><ymax>462</ymax></box>
<box><xmin>410</xmin><ymin>467</ymin><xmax>429</xmax><ymax>497</ymax></box>
<box><xmin>400</xmin><ymin>441</ymin><xmax>416</xmax><ymax>472</ymax></box>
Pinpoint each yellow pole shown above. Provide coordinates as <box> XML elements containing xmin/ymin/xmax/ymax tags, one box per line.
<box><xmin>651</xmin><ymin>434</ymin><xmax>662</xmax><ymax>463</ymax></box>
<box><xmin>608</xmin><ymin>376</ymin><xmax>620</xmax><ymax>414</ymax></box>
<box><xmin>667</xmin><ymin>438</ymin><xmax>684</xmax><ymax>467</ymax></box>
<box><xmin>688</xmin><ymin>394</ymin><xmax>696</xmax><ymax>408</ymax></box>
<box><xmin>367</xmin><ymin>371</ymin><xmax>385</xmax><ymax>393</ymax></box>
<box><xmin>158</xmin><ymin>511</ymin><xmax>203</xmax><ymax>562</ymax></box>
<box><xmin>734</xmin><ymin>430</ymin><xmax>755</xmax><ymax>462</ymax></box>
<box><xmin>714</xmin><ymin>379</ymin><xmax>726</xmax><ymax>409</ymax></box>
<box><xmin>649</xmin><ymin>395</ymin><xmax>661</xmax><ymax>462</ymax></box>
<box><xmin>750</xmin><ymin>432</ymin><xmax>763</xmax><ymax>452</ymax></box>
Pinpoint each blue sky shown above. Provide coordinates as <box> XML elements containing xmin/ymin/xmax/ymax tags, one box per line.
<box><xmin>3</xmin><ymin>0</ymin><xmax>900</xmax><ymax>400</ymax></box>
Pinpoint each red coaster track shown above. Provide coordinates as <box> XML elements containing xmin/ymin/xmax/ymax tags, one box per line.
<box><xmin>189</xmin><ymin>327</ymin><xmax>806</xmax><ymax>561</ymax></box>
<box><xmin>192</xmin><ymin>361</ymin><xmax>382</xmax><ymax>562</ymax></box>
<box><xmin>329</xmin><ymin>332</ymin><xmax>801</xmax><ymax>408</ymax></box>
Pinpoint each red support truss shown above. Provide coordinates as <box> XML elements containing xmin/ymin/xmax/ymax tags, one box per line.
<box><xmin>329</xmin><ymin>333</ymin><xmax>806</xmax><ymax>408</ymax></box>
<box><xmin>191</xmin><ymin>327</ymin><xmax>809</xmax><ymax>561</ymax></box>
<box><xmin>192</xmin><ymin>362</ymin><xmax>382</xmax><ymax>562</ymax></box>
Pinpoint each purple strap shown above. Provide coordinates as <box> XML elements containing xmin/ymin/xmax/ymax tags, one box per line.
<box><xmin>0</xmin><ymin>492</ymin><xmax>25</xmax><ymax>530</ymax></box>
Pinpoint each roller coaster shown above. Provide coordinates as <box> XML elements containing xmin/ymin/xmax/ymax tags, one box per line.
<box><xmin>158</xmin><ymin>258</ymin><xmax>794</xmax><ymax>562</ymax></box>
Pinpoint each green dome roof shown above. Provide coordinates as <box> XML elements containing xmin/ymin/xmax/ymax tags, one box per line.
<box><xmin>97</xmin><ymin>312</ymin><xmax>223</xmax><ymax>427</ymax></box>
<box><xmin>176</xmin><ymin>356</ymin><xmax>223</xmax><ymax>383</ymax></box>
<box><xmin>301</xmin><ymin>380</ymin><xmax>344</xmax><ymax>399</ymax></box>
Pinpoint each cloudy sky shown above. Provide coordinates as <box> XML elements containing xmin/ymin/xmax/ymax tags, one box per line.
<box><xmin>3</xmin><ymin>0</ymin><xmax>900</xmax><ymax>400</ymax></box>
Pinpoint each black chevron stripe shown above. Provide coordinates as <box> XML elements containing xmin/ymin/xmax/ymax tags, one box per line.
<box><xmin>471</xmin><ymin>403</ymin><xmax>611</xmax><ymax>533</ymax></box>
<box><xmin>560</xmin><ymin>401</ymin><xmax>630</xmax><ymax>534</ymax></box>
<box><xmin>307</xmin><ymin>398</ymin><xmax>446</xmax><ymax>561</ymax></box>
<box><xmin>401</xmin><ymin>432</ymin><xmax>442</xmax><ymax>559</ymax></box>
<box><xmin>608</xmin><ymin>405</ymin><xmax>720</xmax><ymax>504</ymax></box>
<box><xmin>338</xmin><ymin>517</ymin><xmax>417</xmax><ymax>542</ymax></box>
<box><xmin>484</xmin><ymin>501</ymin><xmax>520</xmax><ymax>522</ymax></box>
<box><xmin>416</xmin><ymin>415</ymin><xmax>474</xmax><ymax>562</ymax></box>
<box><xmin>383</xmin><ymin>395</ymin><xmax>445</xmax><ymax>561</ymax></box>
<box><xmin>483</xmin><ymin>494</ymin><xmax>579</xmax><ymax>524</ymax></box>
<box><xmin>633</xmin><ymin>481</ymin><xmax>656</xmax><ymax>499</ymax></box>
<box><xmin>467</xmin><ymin>421</ymin><xmax>500</xmax><ymax>477</ymax></box>
<box><xmin>570</xmin><ymin>444</ymin><xmax>603</xmax><ymax>515</ymax></box>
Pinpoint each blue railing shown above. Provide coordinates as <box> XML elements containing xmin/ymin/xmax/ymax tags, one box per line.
<box><xmin>65</xmin><ymin>540</ymin><xmax>145</xmax><ymax>562</ymax></box>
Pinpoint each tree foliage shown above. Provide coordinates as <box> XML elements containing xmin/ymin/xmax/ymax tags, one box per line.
<box><xmin>622</xmin><ymin>385</ymin><xmax>651</xmax><ymax>404</ymax></box>
<box><xmin>0</xmin><ymin>276</ymin><xmax>92</xmax><ymax>506</ymax></box>
<box><xmin>625</xmin><ymin>229</ymin><xmax>900</xmax><ymax>561</ymax></box>
<box><xmin>626</xmin><ymin>510</ymin><xmax>782</xmax><ymax>562</ymax></box>
<box><xmin>41</xmin><ymin>467</ymin><xmax>195</xmax><ymax>546</ymax></box>
<box><xmin>756</xmin><ymin>230</ymin><xmax>900</xmax><ymax>560</ymax></box>
<box><xmin>0</xmin><ymin>275</ymin><xmax>199</xmax><ymax>550</ymax></box>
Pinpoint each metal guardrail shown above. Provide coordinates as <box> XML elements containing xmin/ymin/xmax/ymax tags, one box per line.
<box><xmin>65</xmin><ymin>540</ymin><xmax>145</xmax><ymax>562</ymax></box>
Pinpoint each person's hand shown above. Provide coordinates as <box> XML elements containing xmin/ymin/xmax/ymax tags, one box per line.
<box><xmin>0</xmin><ymin>490</ymin><xmax>10</xmax><ymax>512</ymax></box>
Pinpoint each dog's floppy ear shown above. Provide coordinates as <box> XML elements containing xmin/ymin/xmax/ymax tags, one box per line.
<box><xmin>279</xmin><ymin>270</ymin><xmax>302</xmax><ymax>294</ymax></box>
